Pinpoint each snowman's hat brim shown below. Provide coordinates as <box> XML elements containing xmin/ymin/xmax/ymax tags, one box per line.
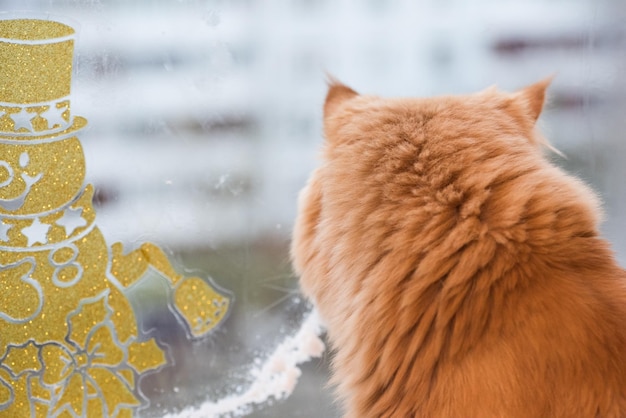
<box><xmin>0</xmin><ymin>116</ymin><xmax>87</xmax><ymax>142</ymax></box>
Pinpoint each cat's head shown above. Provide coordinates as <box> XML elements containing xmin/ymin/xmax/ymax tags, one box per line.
<box><xmin>323</xmin><ymin>77</ymin><xmax>552</xmax><ymax>153</ymax></box>
<box><xmin>292</xmin><ymin>78</ymin><xmax>602</xmax><ymax>314</ymax></box>
<box><xmin>314</xmin><ymin>78</ymin><xmax>568</xmax><ymax>231</ymax></box>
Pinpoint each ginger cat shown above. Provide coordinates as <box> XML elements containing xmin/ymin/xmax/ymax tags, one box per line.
<box><xmin>291</xmin><ymin>79</ymin><xmax>626</xmax><ymax>417</ymax></box>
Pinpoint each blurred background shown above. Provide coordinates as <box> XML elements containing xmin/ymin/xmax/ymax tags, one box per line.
<box><xmin>1</xmin><ymin>0</ymin><xmax>625</xmax><ymax>416</ymax></box>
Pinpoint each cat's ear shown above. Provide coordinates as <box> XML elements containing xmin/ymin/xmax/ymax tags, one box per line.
<box><xmin>513</xmin><ymin>77</ymin><xmax>553</xmax><ymax>122</ymax></box>
<box><xmin>324</xmin><ymin>78</ymin><xmax>358</xmax><ymax>118</ymax></box>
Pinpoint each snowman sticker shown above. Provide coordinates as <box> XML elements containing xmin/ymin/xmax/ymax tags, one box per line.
<box><xmin>0</xmin><ymin>18</ymin><xmax>231</xmax><ymax>417</ymax></box>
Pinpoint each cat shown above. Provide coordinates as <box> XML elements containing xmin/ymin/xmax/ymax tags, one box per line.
<box><xmin>291</xmin><ymin>79</ymin><xmax>626</xmax><ymax>417</ymax></box>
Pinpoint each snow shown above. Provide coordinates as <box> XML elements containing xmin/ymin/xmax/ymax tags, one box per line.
<box><xmin>166</xmin><ymin>310</ymin><xmax>326</xmax><ymax>418</ymax></box>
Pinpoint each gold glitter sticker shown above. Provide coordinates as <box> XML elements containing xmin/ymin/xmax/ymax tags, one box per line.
<box><xmin>0</xmin><ymin>17</ymin><xmax>232</xmax><ymax>417</ymax></box>
<box><xmin>0</xmin><ymin>20</ymin><xmax>74</xmax><ymax>104</ymax></box>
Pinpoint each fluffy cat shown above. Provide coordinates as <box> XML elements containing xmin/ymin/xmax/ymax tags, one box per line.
<box><xmin>291</xmin><ymin>79</ymin><xmax>626</xmax><ymax>417</ymax></box>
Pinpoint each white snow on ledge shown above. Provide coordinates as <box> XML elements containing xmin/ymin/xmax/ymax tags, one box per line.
<box><xmin>167</xmin><ymin>310</ymin><xmax>326</xmax><ymax>418</ymax></box>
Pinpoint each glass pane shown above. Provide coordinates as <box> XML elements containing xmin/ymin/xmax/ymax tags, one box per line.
<box><xmin>0</xmin><ymin>0</ymin><xmax>623</xmax><ymax>417</ymax></box>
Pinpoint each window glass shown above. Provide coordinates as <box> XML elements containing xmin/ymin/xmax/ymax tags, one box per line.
<box><xmin>0</xmin><ymin>0</ymin><xmax>623</xmax><ymax>417</ymax></box>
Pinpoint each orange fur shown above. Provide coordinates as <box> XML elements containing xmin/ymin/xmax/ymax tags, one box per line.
<box><xmin>291</xmin><ymin>80</ymin><xmax>626</xmax><ymax>417</ymax></box>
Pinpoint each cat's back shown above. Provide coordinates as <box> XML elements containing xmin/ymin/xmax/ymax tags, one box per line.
<box><xmin>424</xmin><ymin>252</ymin><xmax>626</xmax><ymax>418</ymax></box>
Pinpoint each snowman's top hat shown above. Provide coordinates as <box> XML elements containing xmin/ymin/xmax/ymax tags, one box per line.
<box><xmin>0</xmin><ymin>18</ymin><xmax>87</xmax><ymax>140</ymax></box>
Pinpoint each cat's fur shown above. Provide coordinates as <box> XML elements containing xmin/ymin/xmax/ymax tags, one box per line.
<box><xmin>291</xmin><ymin>79</ymin><xmax>626</xmax><ymax>417</ymax></box>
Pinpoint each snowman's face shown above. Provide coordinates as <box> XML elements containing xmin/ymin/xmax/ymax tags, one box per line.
<box><xmin>0</xmin><ymin>137</ymin><xmax>85</xmax><ymax>215</ymax></box>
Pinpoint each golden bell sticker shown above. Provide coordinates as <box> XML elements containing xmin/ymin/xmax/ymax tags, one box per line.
<box><xmin>0</xmin><ymin>18</ymin><xmax>232</xmax><ymax>417</ymax></box>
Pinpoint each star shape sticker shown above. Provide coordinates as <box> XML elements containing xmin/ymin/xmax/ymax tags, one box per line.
<box><xmin>0</xmin><ymin>219</ymin><xmax>12</xmax><ymax>242</ymax></box>
<box><xmin>21</xmin><ymin>218</ymin><xmax>50</xmax><ymax>246</ymax></box>
<box><xmin>56</xmin><ymin>207</ymin><xmax>87</xmax><ymax>236</ymax></box>
<box><xmin>41</xmin><ymin>103</ymin><xmax>67</xmax><ymax>128</ymax></box>
<box><xmin>9</xmin><ymin>108</ymin><xmax>35</xmax><ymax>132</ymax></box>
